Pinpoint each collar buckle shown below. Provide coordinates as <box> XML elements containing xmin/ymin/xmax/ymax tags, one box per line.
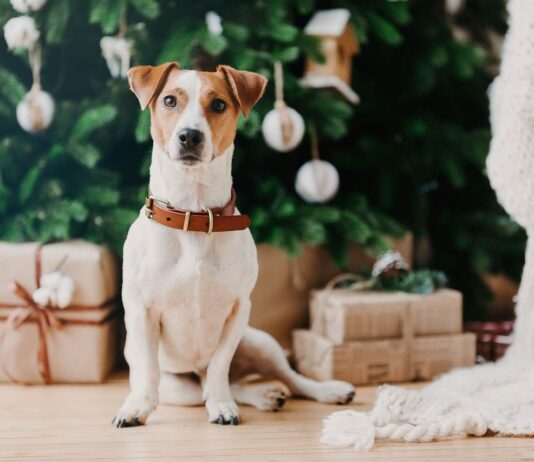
<box><xmin>145</xmin><ymin>195</ymin><xmax>170</xmax><ymax>219</ymax></box>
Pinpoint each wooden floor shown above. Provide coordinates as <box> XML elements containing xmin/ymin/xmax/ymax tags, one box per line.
<box><xmin>0</xmin><ymin>372</ymin><xmax>533</xmax><ymax>461</ymax></box>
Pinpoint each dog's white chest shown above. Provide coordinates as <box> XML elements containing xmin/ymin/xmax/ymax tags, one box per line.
<box><xmin>125</xmin><ymin>219</ymin><xmax>257</xmax><ymax>373</ymax></box>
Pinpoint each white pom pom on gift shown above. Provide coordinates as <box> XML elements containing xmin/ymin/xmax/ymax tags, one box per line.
<box><xmin>295</xmin><ymin>159</ymin><xmax>339</xmax><ymax>203</ymax></box>
<box><xmin>32</xmin><ymin>286</ymin><xmax>56</xmax><ymax>307</ymax></box>
<box><xmin>10</xmin><ymin>0</ymin><xmax>47</xmax><ymax>13</ymax></box>
<box><xmin>56</xmin><ymin>275</ymin><xmax>75</xmax><ymax>309</ymax></box>
<box><xmin>262</xmin><ymin>105</ymin><xmax>305</xmax><ymax>152</ymax></box>
<box><xmin>33</xmin><ymin>271</ymin><xmax>75</xmax><ymax>309</ymax></box>
<box><xmin>3</xmin><ymin>15</ymin><xmax>39</xmax><ymax>50</ymax></box>
<box><xmin>16</xmin><ymin>87</ymin><xmax>55</xmax><ymax>133</ymax></box>
<box><xmin>100</xmin><ymin>36</ymin><xmax>132</xmax><ymax>78</ymax></box>
<box><xmin>205</xmin><ymin>11</ymin><xmax>223</xmax><ymax>36</ymax></box>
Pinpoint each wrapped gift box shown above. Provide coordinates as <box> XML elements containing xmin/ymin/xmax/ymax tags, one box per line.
<box><xmin>310</xmin><ymin>288</ymin><xmax>462</xmax><ymax>345</ymax></box>
<box><xmin>293</xmin><ymin>329</ymin><xmax>476</xmax><ymax>385</ymax></box>
<box><xmin>250</xmin><ymin>232</ymin><xmax>413</xmax><ymax>348</ymax></box>
<box><xmin>0</xmin><ymin>240</ymin><xmax>119</xmax><ymax>384</ymax></box>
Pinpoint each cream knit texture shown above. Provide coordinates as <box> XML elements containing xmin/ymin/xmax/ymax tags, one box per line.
<box><xmin>321</xmin><ymin>0</ymin><xmax>534</xmax><ymax>450</ymax></box>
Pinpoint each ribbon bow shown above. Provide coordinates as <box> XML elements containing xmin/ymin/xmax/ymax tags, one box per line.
<box><xmin>3</xmin><ymin>281</ymin><xmax>63</xmax><ymax>384</ymax></box>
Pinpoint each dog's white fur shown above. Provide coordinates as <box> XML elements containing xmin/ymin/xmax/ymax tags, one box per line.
<box><xmin>114</xmin><ymin>70</ymin><xmax>355</xmax><ymax>427</ymax></box>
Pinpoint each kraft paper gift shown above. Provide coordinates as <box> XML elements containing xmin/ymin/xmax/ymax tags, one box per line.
<box><xmin>0</xmin><ymin>240</ymin><xmax>119</xmax><ymax>384</ymax></box>
<box><xmin>310</xmin><ymin>288</ymin><xmax>462</xmax><ymax>345</ymax></box>
<box><xmin>293</xmin><ymin>329</ymin><xmax>476</xmax><ymax>385</ymax></box>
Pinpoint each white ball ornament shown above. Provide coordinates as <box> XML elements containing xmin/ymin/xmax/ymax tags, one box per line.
<box><xmin>100</xmin><ymin>36</ymin><xmax>132</xmax><ymax>78</ymax></box>
<box><xmin>295</xmin><ymin>159</ymin><xmax>340</xmax><ymax>203</ymax></box>
<box><xmin>3</xmin><ymin>15</ymin><xmax>39</xmax><ymax>50</ymax></box>
<box><xmin>262</xmin><ymin>105</ymin><xmax>305</xmax><ymax>152</ymax></box>
<box><xmin>205</xmin><ymin>11</ymin><xmax>223</xmax><ymax>36</ymax></box>
<box><xmin>16</xmin><ymin>87</ymin><xmax>55</xmax><ymax>133</ymax></box>
<box><xmin>10</xmin><ymin>0</ymin><xmax>47</xmax><ymax>13</ymax></box>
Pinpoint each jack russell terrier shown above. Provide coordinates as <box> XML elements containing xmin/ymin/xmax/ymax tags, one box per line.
<box><xmin>113</xmin><ymin>62</ymin><xmax>355</xmax><ymax>427</ymax></box>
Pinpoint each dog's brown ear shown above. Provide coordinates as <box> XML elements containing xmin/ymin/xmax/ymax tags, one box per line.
<box><xmin>128</xmin><ymin>62</ymin><xmax>179</xmax><ymax>110</ymax></box>
<box><xmin>218</xmin><ymin>65</ymin><xmax>268</xmax><ymax>117</ymax></box>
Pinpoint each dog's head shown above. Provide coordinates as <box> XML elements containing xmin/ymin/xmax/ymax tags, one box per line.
<box><xmin>128</xmin><ymin>62</ymin><xmax>267</xmax><ymax>166</ymax></box>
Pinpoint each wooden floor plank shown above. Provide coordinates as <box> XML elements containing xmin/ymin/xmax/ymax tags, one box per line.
<box><xmin>0</xmin><ymin>371</ymin><xmax>532</xmax><ymax>461</ymax></box>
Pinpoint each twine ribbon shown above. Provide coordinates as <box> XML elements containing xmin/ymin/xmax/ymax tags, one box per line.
<box><xmin>0</xmin><ymin>246</ymin><xmax>117</xmax><ymax>385</ymax></box>
<box><xmin>3</xmin><ymin>281</ymin><xmax>63</xmax><ymax>384</ymax></box>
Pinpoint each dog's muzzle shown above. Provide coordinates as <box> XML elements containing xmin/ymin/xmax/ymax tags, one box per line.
<box><xmin>177</xmin><ymin>128</ymin><xmax>204</xmax><ymax>164</ymax></box>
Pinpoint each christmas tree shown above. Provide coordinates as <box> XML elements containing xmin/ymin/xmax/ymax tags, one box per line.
<box><xmin>0</xmin><ymin>0</ymin><xmax>517</xmax><ymax>317</ymax></box>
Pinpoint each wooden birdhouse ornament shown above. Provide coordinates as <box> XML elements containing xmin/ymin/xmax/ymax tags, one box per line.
<box><xmin>301</xmin><ymin>8</ymin><xmax>360</xmax><ymax>104</ymax></box>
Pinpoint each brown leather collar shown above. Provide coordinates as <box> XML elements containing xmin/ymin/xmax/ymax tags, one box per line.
<box><xmin>144</xmin><ymin>188</ymin><xmax>250</xmax><ymax>233</ymax></box>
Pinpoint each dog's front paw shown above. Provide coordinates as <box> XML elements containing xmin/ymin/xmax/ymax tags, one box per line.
<box><xmin>112</xmin><ymin>392</ymin><xmax>158</xmax><ymax>428</ymax></box>
<box><xmin>315</xmin><ymin>380</ymin><xmax>356</xmax><ymax>405</ymax></box>
<box><xmin>206</xmin><ymin>399</ymin><xmax>240</xmax><ymax>425</ymax></box>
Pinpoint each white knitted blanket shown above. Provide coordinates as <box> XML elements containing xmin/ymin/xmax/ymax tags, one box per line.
<box><xmin>321</xmin><ymin>0</ymin><xmax>534</xmax><ymax>450</ymax></box>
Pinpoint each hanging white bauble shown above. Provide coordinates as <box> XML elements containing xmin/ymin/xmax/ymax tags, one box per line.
<box><xmin>206</xmin><ymin>11</ymin><xmax>223</xmax><ymax>35</ymax></box>
<box><xmin>100</xmin><ymin>36</ymin><xmax>132</xmax><ymax>78</ymax></box>
<box><xmin>10</xmin><ymin>0</ymin><xmax>47</xmax><ymax>13</ymax></box>
<box><xmin>445</xmin><ymin>0</ymin><xmax>465</xmax><ymax>15</ymax></box>
<box><xmin>16</xmin><ymin>88</ymin><xmax>55</xmax><ymax>133</ymax></box>
<box><xmin>262</xmin><ymin>105</ymin><xmax>305</xmax><ymax>152</ymax></box>
<box><xmin>3</xmin><ymin>16</ymin><xmax>39</xmax><ymax>50</ymax></box>
<box><xmin>295</xmin><ymin>159</ymin><xmax>339</xmax><ymax>203</ymax></box>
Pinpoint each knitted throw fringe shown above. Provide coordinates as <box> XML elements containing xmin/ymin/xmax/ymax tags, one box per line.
<box><xmin>321</xmin><ymin>0</ymin><xmax>534</xmax><ymax>450</ymax></box>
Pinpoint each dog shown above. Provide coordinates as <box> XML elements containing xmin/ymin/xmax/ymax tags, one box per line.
<box><xmin>113</xmin><ymin>62</ymin><xmax>355</xmax><ymax>427</ymax></box>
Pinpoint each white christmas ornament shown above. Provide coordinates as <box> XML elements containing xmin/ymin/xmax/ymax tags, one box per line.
<box><xmin>100</xmin><ymin>36</ymin><xmax>132</xmax><ymax>78</ymax></box>
<box><xmin>16</xmin><ymin>87</ymin><xmax>55</xmax><ymax>133</ymax></box>
<box><xmin>262</xmin><ymin>105</ymin><xmax>305</xmax><ymax>152</ymax></box>
<box><xmin>295</xmin><ymin>159</ymin><xmax>339</xmax><ymax>203</ymax></box>
<box><xmin>32</xmin><ymin>271</ymin><xmax>75</xmax><ymax>309</ymax></box>
<box><xmin>3</xmin><ymin>15</ymin><xmax>39</xmax><ymax>50</ymax></box>
<box><xmin>445</xmin><ymin>0</ymin><xmax>465</xmax><ymax>15</ymax></box>
<box><xmin>206</xmin><ymin>11</ymin><xmax>223</xmax><ymax>35</ymax></box>
<box><xmin>10</xmin><ymin>0</ymin><xmax>47</xmax><ymax>13</ymax></box>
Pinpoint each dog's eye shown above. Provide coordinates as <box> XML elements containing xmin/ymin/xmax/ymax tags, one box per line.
<box><xmin>211</xmin><ymin>99</ymin><xmax>226</xmax><ymax>113</ymax></box>
<box><xmin>163</xmin><ymin>96</ymin><xmax>177</xmax><ymax>108</ymax></box>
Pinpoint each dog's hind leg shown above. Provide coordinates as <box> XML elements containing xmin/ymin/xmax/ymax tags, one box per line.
<box><xmin>159</xmin><ymin>371</ymin><xmax>286</xmax><ymax>412</ymax></box>
<box><xmin>232</xmin><ymin>327</ymin><xmax>355</xmax><ymax>405</ymax></box>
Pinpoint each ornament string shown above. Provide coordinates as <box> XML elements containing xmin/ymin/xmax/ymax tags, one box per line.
<box><xmin>273</xmin><ymin>61</ymin><xmax>293</xmax><ymax>146</ymax></box>
<box><xmin>309</xmin><ymin>124</ymin><xmax>325</xmax><ymax>195</ymax></box>
<box><xmin>28</xmin><ymin>42</ymin><xmax>41</xmax><ymax>91</ymax></box>
<box><xmin>310</xmin><ymin>125</ymin><xmax>320</xmax><ymax>160</ymax></box>
<box><xmin>27</xmin><ymin>41</ymin><xmax>44</xmax><ymax>130</ymax></box>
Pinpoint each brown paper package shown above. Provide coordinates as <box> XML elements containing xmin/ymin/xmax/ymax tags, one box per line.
<box><xmin>310</xmin><ymin>289</ymin><xmax>463</xmax><ymax>345</ymax></box>
<box><xmin>0</xmin><ymin>240</ymin><xmax>119</xmax><ymax>384</ymax></box>
<box><xmin>250</xmin><ymin>233</ymin><xmax>413</xmax><ymax>348</ymax></box>
<box><xmin>293</xmin><ymin>329</ymin><xmax>476</xmax><ymax>385</ymax></box>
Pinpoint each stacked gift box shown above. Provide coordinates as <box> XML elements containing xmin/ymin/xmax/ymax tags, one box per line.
<box><xmin>0</xmin><ymin>240</ymin><xmax>120</xmax><ymax>384</ymax></box>
<box><xmin>293</xmin><ymin>287</ymin><xmax>476</xmax><ymax>385</ymax></box>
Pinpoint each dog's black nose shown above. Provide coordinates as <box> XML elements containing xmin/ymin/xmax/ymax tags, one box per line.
<box><xmin>178</xmin><ymin>128</ymin><xmax>203</xmax><ymax>149</ymax></box>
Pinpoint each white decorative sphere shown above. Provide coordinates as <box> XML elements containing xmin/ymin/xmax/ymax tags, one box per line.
<box><xmin>295</xmin><ymin>159</ymin><xmax>340</xmax><ymax>203</ymax></box>
<box><xmin>3</xmin><ymin>15</ymin><xmax>39</xmax><ymax>50</ymax></box>
<box><xmin>10</xmin><ymin>0</ymin><xmax>47</xmax><ymax>13</ymax></box>
<box><xmin>262</xmin><ymin>105</ymin><xmax>305</xmax><ymax>152</ymax></box>
<box><xmin>205</xmin><ymin>11</ymin><xmax>223</xmax><ymax>36</ymax></box>
<box><xmin>16</xmin><ymin>88</ymin><xmax>55</xmax><ymax>133</ymax></box>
